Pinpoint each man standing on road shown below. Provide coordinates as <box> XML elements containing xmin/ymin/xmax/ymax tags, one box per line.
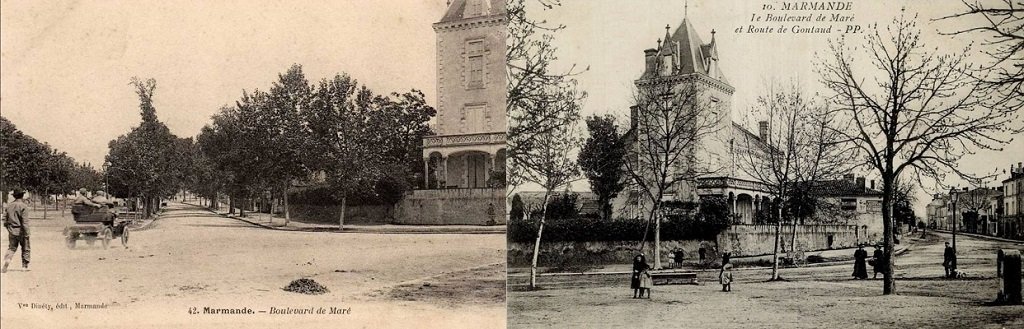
<box><xmin>2</xmin><ymin>189</ymin><xmax>30</xmax><ymax>273</ymax></box>
<box><xmin>943</xmin><ymin>242</ymin><xmax>956</xmax><ymax>278</ymax></box>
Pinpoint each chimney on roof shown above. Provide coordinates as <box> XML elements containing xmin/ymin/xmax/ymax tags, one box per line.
<box><xmin>644</xmin><ymin>48</ymin><xmax>659</xmax><ymax>76</ymax></box>
<box><xmin>630</xmin><ymin>105</ymin><xmax>639</xmax><ymax>131</ymax></box>
<box><xmin>758</xmin><ymin>121</ymin><xmax>768</xmax><ymax>141</ymax></box>
<box><xmin>856</xmin><ymin>177</ymin><xmax>866</xmax><ymax>189</ymax></box>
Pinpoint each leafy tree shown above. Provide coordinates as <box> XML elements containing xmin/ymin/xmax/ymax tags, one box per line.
<box><xmin>106</xmin><ymin>77</ymin><xmax>187</xmax><ymax>218</ymax></box>
<box><xmin>578</xmin><ymin>115</ymin><xmax>627</xmax><ymax>220</ymax></box>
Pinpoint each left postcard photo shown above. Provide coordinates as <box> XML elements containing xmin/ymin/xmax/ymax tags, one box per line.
<box><xmin>0</xmin><ymin>1</ymin><xmax>508</xmax><ymax>328</ymax></box>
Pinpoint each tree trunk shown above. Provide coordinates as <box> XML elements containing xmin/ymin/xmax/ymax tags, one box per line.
<box><xmin>283</xmin><ymin>181</ymin><xmax>290</xmax><ymax>226</ymax></box>
<box><xmin>529</xmin><ymin>192</ymin><xmax>553</xmax><ymax>290</ymax></box>
<box><xmin>43</xmin><ymin>190</ymin><xmax>48</xmax><ymax>219</ymax></box>
<box><xmin>654</xmin><ymin>205</ymin><xmax>663</xmax><ymax>269</ymax></box>
<box><xmin>771</xmin><ymin>207</ymin><xmax>782</xmax><ymax>280</ymax></box>
<box><xmin>882</xmin><ymin>175</ymin><xmax>896</xmax><ymax>295</ymax></box>
<box><xmin>229</xmin><ymin>196</ymin><xmax>235</xmax><ymax>215</ymax></box>
<box><xmin>338</xmin><ymin>196</ymin><xmax>346</xmax><ymax>231</ymax></box>
<box><xmin>790</xmin><ymin>211</ymin><xmax>800</xmax><ymax>253</ymax></box>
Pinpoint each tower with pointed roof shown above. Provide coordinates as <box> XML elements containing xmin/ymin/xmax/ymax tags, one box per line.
<box><xmin>620</xmin><ymin>15</ymin><xmax>776</xmax><ymax>225</ymax></box>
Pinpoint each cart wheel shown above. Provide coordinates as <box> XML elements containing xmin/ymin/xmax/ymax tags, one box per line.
<box><xmin>121</xmin><ymin>227</ymin><xmax>130</xmax><ymax>248</ymax></box>
<box><xmin>66</xmin><ymin>236</ymin><xmax>77</xmax><ymax>249</ymax></box>
<box><xmin>101</xmin><ymin>227</ymin><xmax>113</xmax><ymax>249</ymax></box>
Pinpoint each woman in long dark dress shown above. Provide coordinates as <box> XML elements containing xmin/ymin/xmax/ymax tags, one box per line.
<box><xmin>853</xmin><ymin>245</ymin><xmax>868</xmax><ymax>279</ymax></box>
<box><xmin>872</xmin><ymin>245</ymin><xmax>885</xmax><ymax>279</ymax></box>
<box><xmin>631</xmin><ymin>254</ymin><xmax>648</xmax><ymax>298</ymax></box>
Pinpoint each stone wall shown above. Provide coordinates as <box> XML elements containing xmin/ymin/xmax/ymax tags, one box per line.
<box><xmin>395</xmin><ymin>188</ymin><xmax>505</xmax><ymax>225</ymax></box>
<box><xmin>717</xmin><ymin>224</ymin><xmax>860</xmax><ymax>257</ymax></box>
<box><xmin>508</xmin><ymin>240</ymin><xmax>719</xmax><ymax>267</ymax></box>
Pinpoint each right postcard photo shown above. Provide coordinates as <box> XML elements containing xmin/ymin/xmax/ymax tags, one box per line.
<box><xmin>505</xmin><ymin>0</ymin><xmax>1024</xmax><ymax>328</ymax></box>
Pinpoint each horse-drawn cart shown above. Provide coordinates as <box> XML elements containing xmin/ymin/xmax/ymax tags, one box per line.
<box><xmin>65</xmin><ymin>205</ymin><xmax>130</xmax><ymax>249</ymax></box>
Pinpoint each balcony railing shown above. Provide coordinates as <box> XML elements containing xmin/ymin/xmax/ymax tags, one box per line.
<box><xmin>697</xmin><ymin>176</ymin><xmax>771</xmax><ymax>192</ymax></box>
<box><xmin>423</xmin><ymin>132</ymin><xmax>506</xmax><ymax>147</ymax></box>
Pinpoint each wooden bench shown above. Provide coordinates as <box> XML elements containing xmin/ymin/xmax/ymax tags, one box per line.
<box><xmin>650</xmin><ymin>271</ymin><xmax>698</xmax><ymax>285</ymax></box>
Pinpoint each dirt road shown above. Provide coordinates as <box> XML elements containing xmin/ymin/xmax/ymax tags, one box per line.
<box><xmin>1</xmin><ymin>203</ymin><xmax>506</xmax><ymax>329</ymax></box>
<box><xmin>508</xmin><ymin>232</ymin><xmax>1024</xmax><ymax>328</ymax></box>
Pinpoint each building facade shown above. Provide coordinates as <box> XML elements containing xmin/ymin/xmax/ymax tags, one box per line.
<box><xmin>927</xmin><ymin>193</ymin><xmax>949</xmax><ymax>229</ymax></box>
<box><xmin>619</xmin><ymin>16</ymin><xmax>774</xmax><ymax>223</ymax></box>
<box><xmin>422</xmin><ymin>0</ymin><xmax>506</xmax><ymax>189</ymax></box>
<box><xmin>1000</xmin><ymin>163</ymin><xmax>1024</xmax><ymax>239</ymax></box>
<box><xmin>394</xmin><ymin>0</ymin><xmax>507</xmax><ymax>225</ymax></box>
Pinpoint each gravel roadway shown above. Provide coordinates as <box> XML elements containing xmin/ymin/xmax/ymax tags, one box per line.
<box><xmin>1</xmin><ymin>203</ymin><xmax>506</xmax><ymax>329</ymax></box>
<box><xmin>508</xmin><ymin>232</ymin><xmax>1024</xmax><ymax>328</ymax></box>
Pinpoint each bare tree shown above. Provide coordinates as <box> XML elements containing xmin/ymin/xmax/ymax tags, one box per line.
<box><xmin>507</xmin><ymin>0</ymin><xmax>587</xmax><ymax>195</ymax></box>
<box><xmin>737</xmin><ymin>81</ymin><xmax>853</xmax><ymax>281</ymax></box>
<box><xmin>816</xmin><ymin>12</ymin><xmax>1024</xmax><ymax>295</ymax></box>
<box><xmin>625</xmin><ymin>78</ymin><xmax>724</xmax><ymax>270</ymax></box>
<box><xmin>517</xmin><ymin>105</ymin><xmax>581</xmax><ymax>290</ymax></box>
<box><xmin>938</xmin><ymin>0</ymin><xmax>1024</xmax><ymax>109</ymax></box>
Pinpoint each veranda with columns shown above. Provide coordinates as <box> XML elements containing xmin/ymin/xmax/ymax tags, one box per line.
<box><xmin>696</xmin><ymin>176</ymin><xmax>776</xmax><ymax>224</ymax></box>
<box><xmin>422</xmin><ymin>132</ymin><xmax>506</xmax><ymax>189</ymax></box>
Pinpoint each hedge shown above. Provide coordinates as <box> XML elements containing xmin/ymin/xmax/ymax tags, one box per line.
<box><xmin>508</xmin><ymin>214</ymin><xmax>729</xmax><ymax>243</ymax></box>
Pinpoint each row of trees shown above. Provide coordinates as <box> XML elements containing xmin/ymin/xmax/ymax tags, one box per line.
<box><xmin>191</xmin><ymin>65</ymin><xmax>434</xmax><ymax>228</ymax></box>
<box><xmin>98</xmin><ymin>65</ymin><xmax>433</xmax><ymax>223</ymax></box>
<box><xmin>1</xmin><ymin>116</ymin><xmax>104</xmax><ymax>217</ymax></box>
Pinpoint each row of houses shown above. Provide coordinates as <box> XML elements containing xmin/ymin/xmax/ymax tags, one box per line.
<box><xmin>926</xmin><ymin>163</ymin><xmax>1024</xmax><ymax>240</ymax></box>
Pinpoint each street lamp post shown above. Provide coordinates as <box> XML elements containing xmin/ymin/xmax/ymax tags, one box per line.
<box><xmin>950</xmin><ymin>187</ymin><xmax>957</xmax><ymax>252</ymax></box>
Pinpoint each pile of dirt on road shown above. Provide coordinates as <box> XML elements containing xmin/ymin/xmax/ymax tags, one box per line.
<box><xmin>283</xmin><ymin>278</ymin><xmax>329</xmax><ymax>295</ymax></box>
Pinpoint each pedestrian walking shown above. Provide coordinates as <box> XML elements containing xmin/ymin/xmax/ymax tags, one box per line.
<box><xmin>853</xmin><ymin>244</ymin><xmax>868</xmax><ymax>279</ymax></box>
<box><xmin>631</xmin><ymin>254</ymin><xmax>649</xmax><ymax>299</ymax></box>
<box><xmin>943</xmin><ymin>242</ymin><xmax>957</xmax><ymax>278</ymax></box>
<box><xmin>719</xmin><ymin>262</ymin><xmax>733</xmax><ymax>292</ymax></box>
<box><xmin>872</xmin><ymin>245</ymin><xmax>885</xmax><ymax>279</ymax></box>
<box><xmin>698</xmin><ymin>246</ymin><xmax>707</xmax><ymax>264</ymax></box>
<box><xmin>2</xmin><ymin>189</ymin><xmax>30</xmax><ymax>273</ymax></box>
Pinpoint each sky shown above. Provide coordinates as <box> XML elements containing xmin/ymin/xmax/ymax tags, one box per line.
<box><xmin>2</xmin><ymin>0</ymin><xmax>448</xmax><ymax>167</ymax></box>
<box><xmin>526</xmin><ymin>0</ymin><xmax>1023</xmax><ymax>214</ymax></box>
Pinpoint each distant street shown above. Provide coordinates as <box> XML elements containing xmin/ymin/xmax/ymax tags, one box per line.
<box><xmin>509</xmin><ymin>233</ymin><xmax>1024</xmax><ymax>329</ymax></box>
<box><xmin>1</xmin><ymin>203</ymin><xmax>506</xmax><ymax>329</ymax></box>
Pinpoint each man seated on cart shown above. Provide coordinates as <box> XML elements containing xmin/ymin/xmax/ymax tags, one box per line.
<box><xmin>71</xmin><ymin>190</ymin><xmax>116</xmax><ymax>223</ymax></box>
<box><xmin>73</xmin><ymin>188</ymin><xmax>103</xmax><ymax>209</ymax></box>
<box><xmin>90</xmin><ymin>191</ymin><xmax>115</xmax><ymax>207</ymax></box>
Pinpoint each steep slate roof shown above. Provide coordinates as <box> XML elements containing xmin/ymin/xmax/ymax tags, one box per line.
<box><xmin>806</xmin><ymin>179</ymin><xmax>883</xmax><ymax>197</ymax></box>
<box><xmin>657</xmin><ymin>18</ymin><xmax>728</xmax><ymax>83</ymax></box>
<box><xmin>438</xmin><ymin>0</ymin><xmax>506</xmax><ymax>23</ymax></box>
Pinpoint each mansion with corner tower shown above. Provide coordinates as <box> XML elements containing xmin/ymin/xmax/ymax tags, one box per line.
<box><xmin>613</xmin><ymin>14</ymin><xmax>883</xmax><ymax>251</ymax></box>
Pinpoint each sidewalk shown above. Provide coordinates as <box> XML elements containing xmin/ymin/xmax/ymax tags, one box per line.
<box><xmin>509</xmin><ymin>244</ymin><xmax>910</xmax><ymax>277</ymax></box>
<box><xmin>184</xmin><ymin>202</ymin><xmax>506</xmax><ymax>234</ymax></box>
<box><xmin>929</xmin><ymin>229</ymin><xmax>1024</xmax><ymax>244</ymax></box>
